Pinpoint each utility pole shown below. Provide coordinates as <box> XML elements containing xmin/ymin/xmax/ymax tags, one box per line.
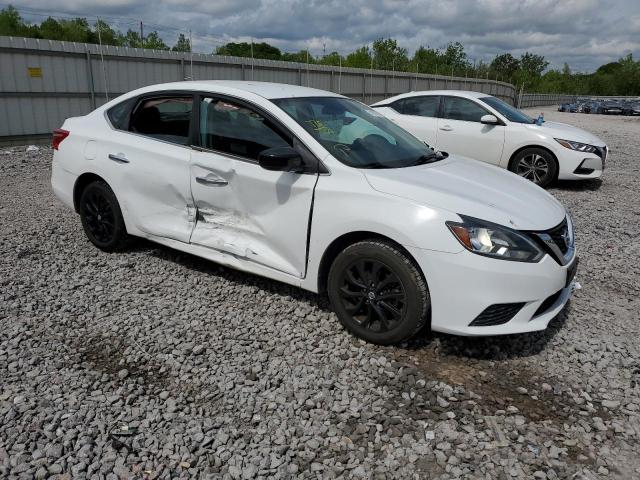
<box><xmin>251</xmin><ymin>39</ymin><xmax>254</xmax><ymax>80</ymax></box>
<box><xmin>139</xmin><ymin>22</ymin><xmax>144</xmax><ymax>43</ymax></box>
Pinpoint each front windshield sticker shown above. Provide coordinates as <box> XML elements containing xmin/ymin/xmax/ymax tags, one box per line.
<box><xmin>306</xmin><ymin>119</ymin><xmax>334</xmax><ymax>135</ymax></box>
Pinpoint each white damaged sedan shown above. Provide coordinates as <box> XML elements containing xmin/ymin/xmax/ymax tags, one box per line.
<box><xmin>51</xmin><ymin>81</ymin><xmax>578</xmax><ymax>344</ymax></box>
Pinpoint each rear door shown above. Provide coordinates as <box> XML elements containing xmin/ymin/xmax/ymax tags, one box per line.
<box><xmin>436</xmin><ymin>96</ymin><xmax>505</xmax><ymax>165</ymax></box>
<box><xmin>383</xmin><ymin>96</ymin><xmax>440</xmax><ymax>147</ymax></box>
<box><xmin>101</xmin><ymin>93</ymin><xmax>195</xmax><ymax>242</ymax></box>
<box><xmin>189</xmin><ymin>95</ymin><xmax>318</xmax><ymax>277</ymax></box>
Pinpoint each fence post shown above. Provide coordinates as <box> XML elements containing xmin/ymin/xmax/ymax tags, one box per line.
<box><xmin>298</xmin><ymin>67</ymin><xmax>302</xmax><ymax>86</ymax></box>
<box><xmin>241</xmin><ymin>61</ymin><xmax>246</xmax><ymax>80</ymax></box>
<box><xmin>180</xmin><ymin>58</ymin><xmax>186</xmax><ymax>80</ymax></box>
<box><xmin>330</xmin><ymin>69</ymin><xmax>335</xmax><ymax>93</ymax></box>
<box><xmin>363</xmin><ymin>72</ymin><xmax>366</xmax><ymax>102</ymax></box>
<box><xmin>384</xmin><ymin>73</ymin><xmax>388</xmax><ymax>99</ymax></box>
<box><xmin>85</xmin><ymin>50</ymin><xmax>96</xmax><ymax>110</ymax></box>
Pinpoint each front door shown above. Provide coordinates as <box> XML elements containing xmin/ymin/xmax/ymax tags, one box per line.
<box><xmin>189</xmin><ymin>96</ymin><xmax>317</xmax><ymax>277</ymax></box>
<box><xmin>436</xmin><ymin>96</ymin><xmax>505</xmax><ymax>165</ymax></box>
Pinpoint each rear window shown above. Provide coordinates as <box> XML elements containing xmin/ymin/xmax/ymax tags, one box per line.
<box><xmin>106</xmin><ymin>97</ymin><xmax>136</xmax><ymax>130</ymax></box>
<box><xmin>129</xmin><ymin>96</ymin><xmax>193</xmax><ymax>145</ymax></box>
<box><xmin>392</xmin><ymin>96</ymin><xmax>440</xmax><ymax>117</ymax></box>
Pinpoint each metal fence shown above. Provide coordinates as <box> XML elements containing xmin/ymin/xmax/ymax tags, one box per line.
<box><xmin>1</xmin><ymin>36</ymin><xmax>597</xmax><ymax>145</ymax></box>
<box><xmin>1</xmin><ymin>36</ymin><xmax>518</xmax><ymax>144</ymax></box>
<box><xmin>518</xmin><ymin>93</ymin><xmax>577</xmax><ymax>108</ymax></box>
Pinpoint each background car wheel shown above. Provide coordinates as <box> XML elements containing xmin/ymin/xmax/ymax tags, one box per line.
<box><xmin>327</xmin><ymin>240</ymin><xmax>429</xmax><ymax>345</ymax></box>
<box><xmin>509</xmin><ymin>148</ymin><xmax>558</xmax><ymax>188</ymax></box>
<box><xmin>79</xmin><ymin>180</ymin><xmax>129</xmax><ymax>252</ymax></box>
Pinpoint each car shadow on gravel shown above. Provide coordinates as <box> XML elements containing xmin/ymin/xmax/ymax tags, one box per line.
<box><xmin>552</xmin><ymin>178</ymin><xmax>603</xmax><ymax>191</ymax></box>
<box><xmin>139</xmin><ymin>239</ymin><xmax>334</xmax><ymax>309</ymax></box>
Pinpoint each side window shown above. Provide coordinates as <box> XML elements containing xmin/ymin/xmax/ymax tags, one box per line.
<box><xmin>398</xmin><ymin>96</ymin><xmax>440</xmax><ymax>117</ymax></box>
<box><xmin>129</xmin><ymin>96</ymin><xmax>193</xmax><ymax>145</ymax></box>
<box><xmin>199</xmin><ymin>97</ymin><xmax>290</xmax><ymax>160</ymax></box>
<box><xmin>107</xmin><ymin>97</ymin><xmax>136</xmax><ymax>130</ymax></box>
<box><xmin>442</xmin><ymin>97</ymin><xmax>488</xmax><ymax>122</ymax></box>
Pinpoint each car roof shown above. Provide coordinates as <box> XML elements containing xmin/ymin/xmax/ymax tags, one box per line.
<box><xmin>128</xmin><ymin>80</ymin><xmax>343</xmax><ymax>100</ymax></box>
<box><xmin>371</xmin><ymin>90</ymin><xmax>490</xmax><ymax>106</ymax></box>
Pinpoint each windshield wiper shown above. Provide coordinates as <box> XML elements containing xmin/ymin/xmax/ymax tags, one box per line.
<box><xmin>410</xmin><ymin>152</ymin><xmax>442</xmax><ymax>166</ymax></box>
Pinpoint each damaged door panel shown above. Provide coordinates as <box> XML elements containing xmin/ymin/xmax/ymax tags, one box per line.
<box><xmin>94</xmin><ymin>133</ymin><xmax>194</xmax><ymax>243</ymax></box>
<box><xmin>189</xmin><ymin>150</ymin><xmax>316</xmax><ymax>277</ymax></box>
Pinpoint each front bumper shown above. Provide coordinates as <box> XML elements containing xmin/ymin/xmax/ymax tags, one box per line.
<box><xmin>407</xmin><ymin>246</ymin><xmax>577</xmax><ymax>336</ymax></box>
<box><xmin>556</xmin><ymin>147</ymin><xmax>605</xmax><ymax>180</ymax></box>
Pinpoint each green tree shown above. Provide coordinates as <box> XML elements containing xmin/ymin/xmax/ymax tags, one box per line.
<box><xmin>441</xmin><ymin>42</ymin><xmax>468</xmax><ymax>74</ymax></box>
<box><xmin>281</xmin><ymin>50</ymin><xmax>314</xmax><ymax>63</ymax></box>
<box><xmin>411</xmin><ymin>46</ymin><xmax>439</xmax><ymax>74</ymax></box>
<box><xmin>318</xmin><ymin>51</ymin><xmax>344</xmax><ymax>66</ymax></box>
<box><xmin>490</xmin><ymin>53</ymin><xmax>520</xmax><ymax>80</ymax></box>
<box><xmin>143</xmin><ymin>31</ymin><xmax>169</xmax><ymax>50</ymax></box>
<box><xmin>345</xmin><ymin>45</ymin><xmax>371</xmax><ymax>69</ymax></box>
<box><xmin>93</xmin><ymin>19</ymin><xmax>123</xmax><ymax>46</ymax></box>
<box><xmin>172</xmin><ymin>33</ymin><xmax>191</xmax><ymax>52</ymax></box>
<box><xmin>372</xmin><ymin>38</ymin><xmax>409</xmax><ymax>71</ymax></box>
<box><xmin>0</xmin><ymin>5</ymin><xmax>37</xmax><ymax>37</ymax></box>
<box><xmin>216</xmin><ymin>41</ymin><xmax>282</xmax><ymax>60</ymax></box>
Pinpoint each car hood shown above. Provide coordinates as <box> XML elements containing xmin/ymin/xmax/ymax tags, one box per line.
<box><xmin>524</xmin><ymin>121</ymin><xmax>605</xmax><ymax>146</ymax></box>
<box><xmin>363</xmin><ymin>156</ymin><xmax>566</xmax><ymax>230</ymax></box>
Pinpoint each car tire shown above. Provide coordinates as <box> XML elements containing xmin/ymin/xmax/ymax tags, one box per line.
<box><xmin>327</xmin><ymin>240</ymin><xmax>430</xmax><ymax>345</ymax></box>
<box><xmin>78</xmin><ymin>180</ymin><xmax>129</xmax><ymax>252</ymax></box>
<box><xmin>509</xmin><ymin>148</ymin><xmax>557</xmax><ymax>188</ymax></box>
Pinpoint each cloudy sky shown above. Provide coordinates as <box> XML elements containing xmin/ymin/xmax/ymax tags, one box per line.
<box><xmin>14</xmin><ymin>0</ymin><xmax>640</xmax><ymax>72</ymax></box>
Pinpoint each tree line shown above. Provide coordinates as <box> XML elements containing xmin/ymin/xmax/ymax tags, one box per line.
<box><xmin>2</xmin><ymin>5</ymin><xmax>638</xmax><ymax>96</ymax></box>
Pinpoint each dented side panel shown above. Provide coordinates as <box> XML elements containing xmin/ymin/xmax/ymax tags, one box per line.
<box><xmin>97</xmin><ymin>132</ymin><xmax>194</xmax><ymax>243</ymax></box>
<box><xmin>190</xmin><ymin>150</ymin><xmax>316</xmax><ymax>277</ymax></box>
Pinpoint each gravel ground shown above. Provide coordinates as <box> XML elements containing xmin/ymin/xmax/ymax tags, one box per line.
<box><xmin>1</xmin><ymin>107</ymin><xmax>639</xmax><ymax>480</ymax></box>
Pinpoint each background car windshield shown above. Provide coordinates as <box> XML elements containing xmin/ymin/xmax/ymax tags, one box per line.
<box><xmin>272</xmin><ymin>97</ymin><xmax>433</xmax><ymax>168</ymax></box>
<box><xmin>479</xmin><ymin>96</ymin><xmax>534</xmax><ymax>124</ymax></box>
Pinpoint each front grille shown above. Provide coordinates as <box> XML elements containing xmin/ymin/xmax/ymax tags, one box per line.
<box><xmin>547</xmin><ymin>219</ymin><xmax>569</xmax><ymax>255</ymax></box>
<box><xmin>533</xmin><ymin>290</ymin><xmax>562</xmax><ymax>318</ymax></box>
<box><xmin>469</xmin><ymin>302</ymin><xmax>525</xmax><ymax>327</ymax></box>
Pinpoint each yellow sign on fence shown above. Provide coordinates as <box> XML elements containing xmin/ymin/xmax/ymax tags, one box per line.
<box><xmin>28</xmin><ymin>67</ymin><xmax>43</xmax><ymax>78</ymax></box>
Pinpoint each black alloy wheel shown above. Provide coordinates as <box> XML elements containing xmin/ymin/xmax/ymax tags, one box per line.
<box><xmin>79</xmin><ymin>180</ymin><xmax>128</xmax><ymax>251</ymax></box>
<box><xmin>328</xmin><ymin>240</ymin><xmax>429</xmax><ymax>345</ymax></box>
<box><xmin>338</xmin><ymin>258</ymin><xmax>406</xmax><ymax>333</ymax></box>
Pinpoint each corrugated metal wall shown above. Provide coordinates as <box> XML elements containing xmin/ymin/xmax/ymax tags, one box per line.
<box><xmin>1</xmin><ymin>36</ymin><xmax>521</xmax><ymax>142</ymax></box>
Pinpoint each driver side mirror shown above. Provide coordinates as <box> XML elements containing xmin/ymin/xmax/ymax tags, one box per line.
<box><xmin>480</xmin><ymin>114</ymin><xmax>500</xmax><ymax>125</ymax></box>
<box><xmin>258</xmin><ymin>147</ymin><xmax>304</xmax><ymax>173</ymax></box>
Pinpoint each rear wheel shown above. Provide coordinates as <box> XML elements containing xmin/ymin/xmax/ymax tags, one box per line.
<box><xmin>509</xmin><ymin>147</ymin><xmax>557</xmax><ymax>188</ymax></box>
<box><xmin>78</xmin><ymin>180</ymin><xmax>128</xmax><ymax>251</ymax></box>
<box><xmin>327</xmin><ymin>240</ymin><xmax>429</xmax><ymax>345</ymax></box>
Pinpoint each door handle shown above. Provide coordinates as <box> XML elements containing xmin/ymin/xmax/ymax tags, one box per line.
<box><xmin>108</xmin><ymin>153</ymin><xmax>129</xmax><ymax>164</ymax></box>
<box><xmin>196</xmin><ymin>175</ymin><xmax>228</xmax><ymax>187</ymax></box>
<box><xmin>439</xmin><ymin>125</ymin><xmax>453</xmax><ymax>131</ymax></box>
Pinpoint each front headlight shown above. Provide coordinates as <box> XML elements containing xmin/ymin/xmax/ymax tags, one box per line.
<box><xmin>446</xmin><ymin>215</ymin><xmax>544</xmax><ymax>262</ymax></box>
<box><xmin>555</xmin><ymin>138</ymin><xmax>596</xmax><ymax>153</ymax></box>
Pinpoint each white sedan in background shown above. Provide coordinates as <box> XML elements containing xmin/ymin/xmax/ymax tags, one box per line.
<box><xmin>372</xmin><ymin>90</ymin><xmax>607</xmax><ymax>187</ymax></box>
<box><xmin>52</xmin><ymin>81</ymin><xmax>577</xmax><ymax>344</ymax></box>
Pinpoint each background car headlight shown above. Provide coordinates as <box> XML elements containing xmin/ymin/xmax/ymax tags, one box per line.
<box><xmin>446</xmin><ymin>215</ymin><xmax>544</xmax><ymax>262</ymax></box>
<box><xmin>555</xmin><ymin>138</ymin><xmax>597</xmax><ymax>153</ymax></box>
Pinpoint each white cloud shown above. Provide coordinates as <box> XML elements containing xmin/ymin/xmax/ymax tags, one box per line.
<box><xmin>15</xmin><ymin>0</ymin><xmax>640</xmax><ymax>72</ymax></box>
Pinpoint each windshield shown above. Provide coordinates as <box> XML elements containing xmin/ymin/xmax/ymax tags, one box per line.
<box><xmin>479</xmin><ymin>96</ymin><xmax>534</xmax><ymax>124</ymax></box>
<box><xmin>272</xmin><ymin>96</ymin><xmax>438</xmax><ymax>169</ymax></box>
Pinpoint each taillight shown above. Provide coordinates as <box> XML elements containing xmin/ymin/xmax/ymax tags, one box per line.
<box><xmin>52</xmin><ymin>129</ymin><xmax>69</xmax><ymax>150</ymax></box>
